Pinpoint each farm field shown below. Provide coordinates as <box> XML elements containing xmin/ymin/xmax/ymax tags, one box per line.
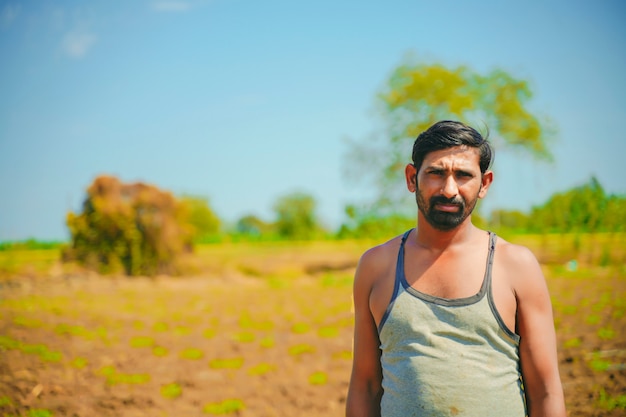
<box><xmin>0</xmin><ymin>233</ymin><xmax>625</xmax><ymax>416</ymax></box>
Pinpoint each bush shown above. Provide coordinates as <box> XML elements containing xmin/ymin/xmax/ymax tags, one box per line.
<box><xmin>63</xmin><ymin>175</ymin><xmax>194</xmax><ymax>276</ymax></box>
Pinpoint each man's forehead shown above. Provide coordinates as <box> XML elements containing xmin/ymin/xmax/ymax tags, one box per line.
<box><xmin>422</xmin><ymin>146</ymin><xmax>480</xmax><ymax>167</ymax></box>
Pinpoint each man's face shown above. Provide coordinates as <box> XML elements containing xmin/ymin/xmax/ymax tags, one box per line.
<box><xmin>411</xmin><ymin>146</ymin><xmax>490</xmax><ymax>231</ymax></box>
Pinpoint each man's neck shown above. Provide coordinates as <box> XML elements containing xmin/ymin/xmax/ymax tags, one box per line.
<box><xmin>414</xmin><ymin>215</ymin><xmax>477</xmax><ymax>252</ymax></box>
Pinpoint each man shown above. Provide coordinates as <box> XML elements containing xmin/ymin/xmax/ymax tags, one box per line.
<box><xmin>346</xmin><ymin>121</ymin><xmax>566</xmax><ymax>416</ymax></box>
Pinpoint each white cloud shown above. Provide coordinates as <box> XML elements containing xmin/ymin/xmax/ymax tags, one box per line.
<box><xmin>152</xmin><ymin>1</ymin><xmax>192</xmax><ymax>12</ymax></box>
<box><xmin>62</xmin><ymin>31</ymin><xmax>97</xmax><ymax>59</ymax></box>
<box><xmin>1</xmin><ymin>3</ymin><xmax>20</xmax><ymax>29</ymax></box>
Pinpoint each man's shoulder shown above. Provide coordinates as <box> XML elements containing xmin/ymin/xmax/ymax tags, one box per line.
<box><xmin>360</xmin><ymin>232</ymin><xmax>406</xmax><ymax>262</ymax></box>
<box><xmin>492</xmin><ymin>234</ymin><xmax>545</xmax><ymax>293</ymax></box>
<box><xmin>493</xmin><ymin>234</ymin><xmax>539</xmax><ymax>266</ymax></box>
<box><xmin>355</xmin><ymin>232</ymin><xmax>407</xmax><ymax>282</ymax></box>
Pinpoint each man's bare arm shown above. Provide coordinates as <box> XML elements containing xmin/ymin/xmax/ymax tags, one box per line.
<box><xmin>346</xmin><ymin>249</ymin><xmax>384</xmax><ymax>417</ymax></box>
<box><xmin>511</xmin><ymin>245</ymin><xmax>566</xmax><ymax>417</ymax></box>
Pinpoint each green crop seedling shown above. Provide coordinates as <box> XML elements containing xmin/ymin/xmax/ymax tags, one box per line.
<box><xmin>160</xmin><ymin>382</ymin><xmax>182</xmax><ymax>399</ymax></box>
<box><xmin>203</xmin><ymin>399</ymin><xmax>245</xmax><ymax>415</ymax></box>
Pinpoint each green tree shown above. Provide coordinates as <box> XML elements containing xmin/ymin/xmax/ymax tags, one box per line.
<box><xmin>235</xmin><ymin>214</ymin><xmax>272</xmax><ymax>238</ymax></box>
<box><xmin>273</xmin><ymin>192</ymin><xmax>322</xmax><ymax>240</ymax></box>
<box><xmin>179</xmin><ymin>195</ymin><xmax>221</xmax><ymax>242</ymax></box>
<box><xmin>528</xmin><ymin>176</ymin><xmax>624</xmax><ymax>233</ymax></box>
<box><xmin>345</xmin><ymin>58</ymin><xmax>555</xmax><ymax>212</ymax></box>
<box><xmin>337</xmin><ymin>204</ymin><xmax>413</xmax><ymax>239</ymax></box>
<box><xmin>604</xmin><ymin>195</ymin><xmax>626</xmax><ymax>233</ymax></box>
<box><xmin>489</xmin><ymin>209</ymin><xmax>530</xmax><ymax>232</ymax></box>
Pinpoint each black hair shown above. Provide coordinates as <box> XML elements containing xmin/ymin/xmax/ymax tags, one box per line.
<box><xmin>411</xmin><ymin>120</ymin><xmax>494</xmax><ymax>174</ymax></box>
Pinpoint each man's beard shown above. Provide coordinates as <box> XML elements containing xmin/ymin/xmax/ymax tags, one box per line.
<box><xmin>416</xmin><ymin>189</ymin><xmax>479</xmax><ymax>231</ymax></box>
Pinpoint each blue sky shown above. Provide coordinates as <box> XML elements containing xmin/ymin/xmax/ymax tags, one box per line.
<box><xmin>1</xmin><ymin>0</ymin><xmax>625</xmax><ymax>241</ymax></box>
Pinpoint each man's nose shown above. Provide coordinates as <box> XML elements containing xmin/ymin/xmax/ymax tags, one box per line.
<box><xmin>441</xmin><ymin>175</ymin><xmax>459</xmax><ymax>198</ymax></box>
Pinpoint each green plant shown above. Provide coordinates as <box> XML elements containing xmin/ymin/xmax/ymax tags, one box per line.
<box><xmin>317</xmin><ymin>326</ymin><xmax>339</xmax><ymax>338</ymax></box>
<box><xmin>584</xmin><ymin>314</ymin><xmax>600</xmax><ymax>325</ymax></box>
<box><xmin>266</xmin><ymin>276</ymin><xmax>290</xmax><ymax>289</ymax></box>
<box><xmin>288</xmin><ymin>344</ymin><xmax>315</xmax><ymax>356</ymax></box>
<box><xmin>97</xmin><ymin>365</ymin><xmax>116</xmax><ymax>378</ymax></box>
<box><xmin>247</xmin><ymin>363</ymin><xmax>276</xmax><ymax>376</ymax></box>
<box><xmin>54</xmin><ymin>323</ymin><xmax>108</xmax><ymax>342</ymax></box>
<box><xmin>259</xmin><ymin>336</ymin><xmax>275</xmax><ymax>348</ymax></box>
<box><xmin>71</xmin><ymin>357</ymin><xmax>88</xmax><ymax>369</ymax></box>
<box><xmin>0</xmin><ymin>335</ymin><xmax>21</xmax><ymax>350</ymax></box>
<box><xmin>320</xmin><ymin>273</ymin><xmax>353</xmax><ymax>288</ymax></box>
<box><xmin>38</xmin><ymin>349</ymin><xmax>63</xmax><ymax>362</ymax></box>
<box><xmin>0</xmin><ymin>336</ymin><xmax>63</xmax><ymax>362</ymax></box>
<box><xmin>563</xmin><ymin>338</ymin><xmax>581</xmax><ymax>349</ymax></box>
<box><xmin>232</xmin><ymin>331</ymin><xmax>255</xmax><ymax>343</ymax></box>
<box><xmin>291</xmin><ymin>322</ymin><xmax>310</xmax><ymax>334</ymax></box>
<box><xmin>130</xmin><ymin>336</ymin><xmax>155</xmax><ymax>348</ymax></box>
<box><xmin>13</xmin><ymin>316</ymin><xmax>43</xmax><ymax>328</ymax></box>
<box><xmin>597</xmin><ymin>388</ymin><xmax>626</xmax><ymax>411</ymax></box>
<box><xmin>160</xmin><ymin>382</ymin><xmax>182</xmax><ymax>399</ymax></box>
<box><xmin>54</xmin><ymin>323</ymin><xmax>81</xmax><ymax>337</ymax></box>
<box><xmin>238</xmin><ymin>315</ymin><xmax>274</xmax><ymax>331</ymax></box>
<box><xmin>588</xmin><ymin>355</ymin><xmax>611</xmax><ymax>372</ymax></box>
<box><xmin>152</xmin><ymin>346</ymin><xmax>169</xmax><ymax>357</ymax></box>
<box><xmin>115</xmin><ymin>373</ymin><xmax>150</xmax><ymax>384</ymax></box>
<box><xmin>203</xmin><ymin>329</ymin><xmax>216</xmax><ymax>339</ymax></box>
<box><xmin>308</xmin><ymin>371</ymin><xmax>328</xmax><ymax>385</ymax></box>
<box><xmin>597</xmin><ymin>326</ymin><xmax>616</xmax><ymax>340</ymax></box>
<box><xmin>96</xmin><ymin>365</ymin><xmax>150</xmax><ymax>385</ymax></box>
<box><xmin>203</xmin><ymin>399</ymin><xmax>245</xmax><ymax>415</ymax></box>
<box><xmin>180</xmin><ymin>348</ymin><xmax>204</xmax><ymax>360</ymax></box>
<box><xmin>153</xmin><ymin>322</ymin><xmax>169</xmax><ymax>332</ymax></box>
<box><xmin>209</xmin><ymin>358</ymin><xmax>244</xmax><ymax>370</ymax></box>
<box><xmin>174</xmin><ymin>326</ymin><xmax>191</xmax><ymax>336</ymax></box>
<box><xmin>561</xmin><ymin>305</ymin><xmax>577</xmax><ymax>315</ymax></box>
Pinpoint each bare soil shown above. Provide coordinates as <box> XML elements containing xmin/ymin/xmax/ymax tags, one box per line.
<box><xmin>0</xmin><ymin>238</ymin><xmax>624</xmax><ymax>416</ymax></box>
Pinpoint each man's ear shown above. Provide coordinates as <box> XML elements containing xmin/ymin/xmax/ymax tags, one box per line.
<box><xmin>405</xmin><ymin>164</ymin><xmax>417</xmax><ymax>193</ymax></box>
<box><xmin>478</xmin><ymin>170</ymin><xmax>494</xmax><ymax>198</ymax></box>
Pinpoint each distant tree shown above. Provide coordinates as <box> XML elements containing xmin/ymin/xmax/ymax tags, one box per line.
<box><xmin>273</xmin><ymin>192</ymin><xmax>322</xmax><ymax>240</ymax></box>
<box><xmin>337</xmin><ymin>204</ymin><xmax>413</xmax><ymax>239</ymax></box>
<box><xmin>345</xmin><ymin>58</ymin><xmax>555</xmax><ymax>212</ymax></box>
<box><xmin>528</xmin><ymin>176</ymin><xmax>624</xmax><ymax>233</ymax></box>
<box><xmin>489</xmin><ymin>209</ymin><xmax>530</xmax><ymax>232</ymax></box>
<box><xmin>568</xmin><ymin>177</ymin><xmax>606</xmax><ymax>233</ymax></box>
<box><xmin>179</xmin><ymin>195</ymin><xmax>221</xmax><ymax>242</ymax></box>
<box><xmin>64</xmin><ymin>175</ymin><xmax>194</xmax><ymax>276</ymax></box>
<box><xmin>235</xmin><ymin>214</ymin><xmax>273</xmax><ymax>238</ymax></box>
<box><xmin>604</xmin><ymin>195</ymin><xmax>626</xmax><ymax>233</ymax></box>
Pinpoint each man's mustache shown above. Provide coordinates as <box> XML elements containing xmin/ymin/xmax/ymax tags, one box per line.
<box><xmin>429</xmin><ymin>196</ymin><xmax>464</xmax><ymax>207</ymax></box>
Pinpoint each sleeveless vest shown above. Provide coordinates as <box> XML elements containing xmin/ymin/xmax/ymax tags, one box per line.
<box><xmin>378</xmin><ymin>230</ymin><xmax>527</xmax><ymax>417</ymax></box>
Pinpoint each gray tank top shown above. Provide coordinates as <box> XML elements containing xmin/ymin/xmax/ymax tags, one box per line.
<box><xmin>378</xmin><ymin>230</ymin><xmax>527</xmax><ymax>417</ymax></box>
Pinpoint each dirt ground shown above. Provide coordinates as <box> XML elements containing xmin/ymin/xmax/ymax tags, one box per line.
<box><xmin>0</xmin><ymin>238</ymin><xmax>625</xmax><ymax>416</ymax></box>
